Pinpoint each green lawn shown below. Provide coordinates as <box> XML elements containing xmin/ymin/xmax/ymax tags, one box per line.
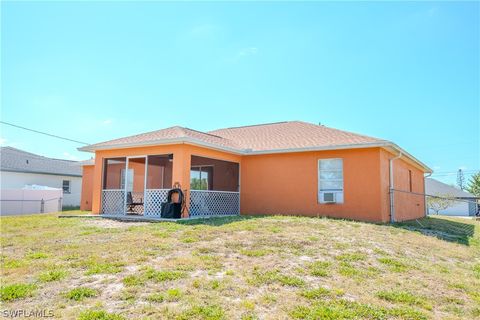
<box><xmin>1</xmin><ymin>212</ymin><xmax>479</xmax><ymax>319</ymax></box>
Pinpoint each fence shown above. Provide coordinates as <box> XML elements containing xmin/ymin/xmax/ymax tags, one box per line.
<box><xmin>1</xmin><ymin>188</ymin><xmax>64</xmax><ymax>216</ymax></box>
<box><xmin>391</xmin><ymin>189</ymin><xmax>479</xmax><ymax>220</ymax></box>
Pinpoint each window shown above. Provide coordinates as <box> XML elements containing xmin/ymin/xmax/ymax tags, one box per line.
<box><xmin>408</xmin><ymin>170</ymin><xmax>413</xmax><ymax>192</ymax></box>
<box><xmin>62</xmin><ymin>180</ymin><xmax>71</xmax><ymax>194</ymax></box>
<box><xmin>318</xmin><ymin>159</ymin><xmax>344</xmax><ymax>203</ymax></box>
<box><xmin>120</xmin><ymin>169</ymin><xmax>134</xmax><ymax>191</ymax></box>
<box><xmin>190</xmin><ymin>166</ymin><xmax>213</xmax><ymax>190</ymax></box>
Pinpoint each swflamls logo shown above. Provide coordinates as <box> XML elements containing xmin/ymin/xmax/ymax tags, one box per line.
<box><xmin>1</xmin><ymin>309</ymin><xmax>54</xmax><ymax>318</ymax></box>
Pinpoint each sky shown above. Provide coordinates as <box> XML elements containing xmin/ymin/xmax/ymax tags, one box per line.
<box><xmin>1</xmin><ymin>1</ymin><xmax>479</xmax><ymax>186</ymax></box>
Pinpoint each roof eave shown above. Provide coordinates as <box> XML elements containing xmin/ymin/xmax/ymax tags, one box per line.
<box><xmin>78</xmin><ymin>139</ymin><xmax>432</xmax><ymax>173</ymax></box>
<box><xmin>78</xmin><ymin>137</ymin><xmax>244</xmax><ymax>155</ymax></box>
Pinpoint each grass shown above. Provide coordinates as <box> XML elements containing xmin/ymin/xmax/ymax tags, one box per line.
<box><xmin>376</xmin><ymin>290</ymin><xmax>432</xmax><ymax>310</ymax></box>
<box><xmin>38</xmin><ymin>269</ymin><xmax>68</xmax><ymax>282</ymax></box>
<box><xmin>1</xmin><ymin>211</ymin><xmax>479</xmax><ymax>319</ymax></box>
<box><xmin>0</xmin><ymin>283</ymin><xmax>36</xmax><ymax>301</ymax></box>
<box><xmin>77</xmin><ymin>310</ymin><xmax>125</xmax><ymax>320</ymax></box>
<box><xmin>307</xmin><ymin>261</ymin><xmax>331</xmax><ymax>277</ymax></box>
<box><xmin>65</xmin><ymin>287</ymin><xmax>98</xmax><ymax>301</ymax></box>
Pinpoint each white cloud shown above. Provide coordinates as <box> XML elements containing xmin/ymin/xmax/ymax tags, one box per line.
<box><xmin>458</xmin><ymin>166</ymin><xmax>468</xmax><ymax>170</ymax></box>
<box><xmin>0</xmin><ymin>137</ymin><xmax>7</xmax><ymax>146</ymax></box>
<box><xmin>63</xmin><ymin>152</ymin><xmax>79</xmax><ymax>161</ymax></box>
<box><xmin>102</xmin><ymin>119</ymin><xmax>113</xmax><ymax>125</ymax></box>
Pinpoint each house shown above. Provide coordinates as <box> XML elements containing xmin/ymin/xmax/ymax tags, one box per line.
<box><xmin>78</xmin><ymin>121</ymin><xmax>432</xmax><ymax>222</ymax></box>
<box><xmin>425</xmin><ymin>178</ymin><xmax>479</xmax><ymax>216</ymax></box>
<box><xmin>0</xmin><ymin>147</ymin><xmax>82</xmax><ymax>207</ymax></box>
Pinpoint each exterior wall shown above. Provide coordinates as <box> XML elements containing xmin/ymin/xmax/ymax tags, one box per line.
<box><xmin>379</xmin><ymin>149</ymin><xmax>425</xmax><ymax>222</ymax></box>
<box><xmin>241</xmin><ymin>148</ymin><xmax>385</xmax><ymax>222</ymax></box>
<box><xmin>90</xmin><ymin>144</ymin><xmax>241</xmax><ymax>215</ymax></box>
<box><xmin>80</xmin><ymin>165</ymin><xmax>94</xmax><ymax>211</ymax></box>
<box><xmin>83</xmin><ymin>143</ymin><xmax>427</xmax><ymax>222</ymax></box>
<box><xmin>0</xmin><ymin>171</ymin><xmax>82</xmax><ymax>206</ymax></box>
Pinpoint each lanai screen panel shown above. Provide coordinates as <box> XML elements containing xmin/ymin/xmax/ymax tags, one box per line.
<box><xmin>190</xmin><ymin>156</ymin><xmax>239</xmax><ymax>192</ymax></box>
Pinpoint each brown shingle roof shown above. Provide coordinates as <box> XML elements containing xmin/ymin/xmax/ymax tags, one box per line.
<box><xmin>78</xmin><ymin>121</ymin><xmax>431</xmax><ymax>172</ymax></box>
<box><xmin>209</xmin><ymin>121</ymin><xmax>384</xmax><ymax>152</ymax></box>
<box><xmin>83</xmin><ymin>126</ymin><xmax>241</xmax><ymax>151</ymax></box>
<box><xmin>80</xmin><ymin>121</ymin><xmax>384</xmax><ymax>153</ymax></box>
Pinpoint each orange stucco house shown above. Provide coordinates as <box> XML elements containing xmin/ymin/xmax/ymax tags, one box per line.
<box><xmin>79</xmin><ymin>121</ymin><xmax>431</xmax><ymax>223</ymax></box>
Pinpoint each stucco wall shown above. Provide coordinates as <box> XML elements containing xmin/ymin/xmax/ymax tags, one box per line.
<box><xmin>83</xmin><ymin>143</ymin><xmax>427</xmax><ymax>222</ymax></box>
<box><xmin>379</xmin><ymin>149</ymin><xmax>425</xmax><ymax>222</ymax></box>
<box><xmin>0</xmin><ymin>171</ymin><xmax>82</xmax><ymax>206</ymax></box>
<box><xmin>80</xmin><ymin>165</ymin><xmax>94</xmax><ymax>211</ymax></box>
<box><xmin>240</xmin><ymin>148</ymin><xmax>385</xmax><ymax>222</ymax></box>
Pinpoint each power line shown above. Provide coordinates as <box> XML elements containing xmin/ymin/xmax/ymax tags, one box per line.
<box><xmin>0</xmin><ymin>121</ymin><xmax>90</xmax><ymax>145</ymax></box>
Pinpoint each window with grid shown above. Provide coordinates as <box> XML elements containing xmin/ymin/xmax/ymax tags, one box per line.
<box><xmin>62</xmin><ymin>180</ymin><xmax>71</xmax><ymax>194</ymax></box>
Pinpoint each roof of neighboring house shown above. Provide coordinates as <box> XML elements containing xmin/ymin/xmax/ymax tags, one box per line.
<box><xmin>425</xmin><ymin>178</ymin><xmax>476</xmax><ymax>198</ymax></box>
<box><xmin>0</xmin><ymin>147</ymin><xmax>82</xmax><ymax>177</ymax></box>
<box><xmin>78</xmin><ymin>121</ymin><xmax>432</xmax><ymax>172</ymax></box>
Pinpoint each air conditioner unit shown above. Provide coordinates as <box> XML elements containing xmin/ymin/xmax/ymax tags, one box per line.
<box><xmin>322</xmin><ymin>192</ymin><xmax>336</xmax><ymax>203</ymax></box>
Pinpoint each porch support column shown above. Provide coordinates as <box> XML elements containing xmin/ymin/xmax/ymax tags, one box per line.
<box><xmin>91</xmin><ymin>156</ymin><xmax>103</xmax><ymax>214</ymax></box>
<box><xmin>172</xmin><ymin>146</ymin><xmax>191</xmax><ymax>217</ymax></box>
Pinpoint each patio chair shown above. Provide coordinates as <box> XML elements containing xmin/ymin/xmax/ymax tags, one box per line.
<box><xmin>126</xmin><ymin>192</ymin><xmax>143</xmax><ymax>214</ymax></box>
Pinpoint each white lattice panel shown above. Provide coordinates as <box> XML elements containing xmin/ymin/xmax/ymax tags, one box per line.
<box><xmin>189</xmin><ymin>190</ymin><xmax>240</xmax><ymax>217</ymax></box>
<box><xmin>102</xmin><ymin>190</ymin><xmax>125</xmax><ymax>215</ymax></box>
<box><xmin>144</xmin><ymin>189</ymin><xmax>170</xmax><ymax>216</ymax></box>
<box><xmin>126</xmin><ymin>192</ymin><xmax>144</xmax><ymax>215</ymax></box>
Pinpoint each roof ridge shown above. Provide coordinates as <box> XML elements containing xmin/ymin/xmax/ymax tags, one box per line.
<box><xmin>211</xmin><ymin>121</ymin><xmax>290</xmax><ymax>131</ymax></box>
<box><xmin>182</xmin><ymin>127</ymin><xmax>226</xmax><ymax>139</ymax></box>
<box><xmin>1</xmin><ymin>146</ymin><xmax>80</xmax><ymax>162</ymax></box>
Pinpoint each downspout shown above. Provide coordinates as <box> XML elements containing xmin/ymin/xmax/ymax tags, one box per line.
<box><xmin>423</xmin><ymin>172</ymin><xmax>432</xmax><ymax>217</ymax></box>
<box><xmin>389</xmin><ymin>152</ymin><xmax>402</xmax><ymax>223</ymax></box>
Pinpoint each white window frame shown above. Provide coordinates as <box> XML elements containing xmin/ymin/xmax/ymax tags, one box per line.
<box><xmin>62</xmin><ymin>180</ymin><xmax>71</xmax><ymax>194</ymax></box>
<box><xmin>318</xmin><ymin>158</ymin><xmax>344</xmax><ymax>204</ymax></box>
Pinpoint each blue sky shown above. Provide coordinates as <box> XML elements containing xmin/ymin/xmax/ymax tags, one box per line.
<box><xmin>1</xmin><ymin>1</ymin><xmax>479</xmax><ymax>185</ymax></box>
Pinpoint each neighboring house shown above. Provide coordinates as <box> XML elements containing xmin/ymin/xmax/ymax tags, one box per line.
<box><xmin>425</xmin><ymin>178</ymin><xmax>479</xmax><ymax>216</ymax></box>
<box><xmin>0</xmin><ymin>147</ymin><xmax>82</xmax><ymax>207</ymax></box>
<box><xmin>79</xmin><ymin>121</ymin><xmax>432</xmax><ymax>222</ymax></box>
